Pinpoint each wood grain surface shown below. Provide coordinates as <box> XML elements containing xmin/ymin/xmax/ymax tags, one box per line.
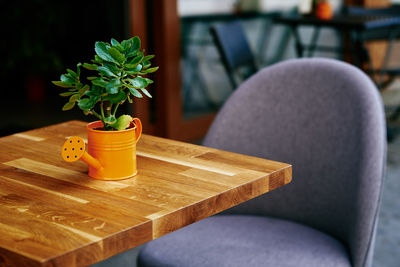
<box><xmin>0</xmin><ymin>121</ymin><xmax>292</xmax><ymax>266</ymax></box>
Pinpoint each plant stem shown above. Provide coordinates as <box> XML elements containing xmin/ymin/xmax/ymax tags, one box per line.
<box><xmin>91</xmin><ymin>110</ymin><xmax>102</xmax><ymax>120</ymax></box>
<box><xmin>112</xmin><ymin>103</ymin><xmax>120</xmax><ymax>116</ymax></box>
<box><xmin>106</xmin><ymin>102</ymin><xmax>112</xmax><ymax>117</ymax></box>
<box><xmin>100</xmin><ymin>102</ymin><xmax>105</xmax><ymax>121</ymax></box>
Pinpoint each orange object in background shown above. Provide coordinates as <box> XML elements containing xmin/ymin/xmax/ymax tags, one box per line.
<box><xmin>315</xmin><ymin>1</ymin><xmax>333</xmax><ymax>20</ymax></box>
<box><xmin>62</xmin><ymin>118</ymin><xmax>142</xmax><ymax>180</ymax></box>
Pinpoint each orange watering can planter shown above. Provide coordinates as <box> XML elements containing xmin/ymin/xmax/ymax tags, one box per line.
<box><xmin>61</xmin><ymin>118</ymin><xmax>142</xmax><ymax>181</ymax></box>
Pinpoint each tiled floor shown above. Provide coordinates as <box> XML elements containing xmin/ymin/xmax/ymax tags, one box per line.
<box><xmin>374</xmin><ymin>83</ymin><xmax>400</xmax><ymax>266</ymax></box>
<box><xmin>373</xmin><ymin>135</ymin><xmax>400</xmax><ymax>267</ymax></box>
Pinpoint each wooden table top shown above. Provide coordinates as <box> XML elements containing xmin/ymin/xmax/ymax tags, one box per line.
<box><xmin>0</xmin><ymin>121</ymin><xmax>292</xmax><ymax>266</ymax></box>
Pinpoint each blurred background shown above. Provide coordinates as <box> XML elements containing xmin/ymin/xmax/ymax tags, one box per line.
<box><xmin>0</xmin><ymin>0</ymin><xmax>400</xmax><ymax>140</ymax></box>
<box><xmin>1</xmin><ymin>0</ymin><xmax>399</xmax><ymax>266</ymax></box>
<box><xmin>0</xmin><ymin>0</ymin><xmax>128</xmax><ymax>136</ymax></box>
<box><xmin>3</xmin><ymin>0</ymin><xmax>400</xmax><ymax>141</ymax></box>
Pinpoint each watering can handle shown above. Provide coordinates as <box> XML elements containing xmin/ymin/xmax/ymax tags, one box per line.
<box><xmin>132</xmin><ymin>118</ymin><xmax>142</xmax><ymax>142</ymax></box>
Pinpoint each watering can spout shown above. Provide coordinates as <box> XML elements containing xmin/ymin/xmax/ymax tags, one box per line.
<box><xmin>61</xmin><ymin>136</ymin><xmax>103</xmax><ymax>171</ymax></box>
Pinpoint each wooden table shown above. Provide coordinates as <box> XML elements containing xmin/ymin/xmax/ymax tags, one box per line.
<box><xmin>0</xmin><ymin>121</ymin><xmax>292</xmax><ymax>266</ymax></box>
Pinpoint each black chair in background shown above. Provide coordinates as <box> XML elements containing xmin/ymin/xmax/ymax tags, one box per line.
<box><xmin>210</xmin><ymin>20</ymin><xmax>258</xmax><ymax>88</ymax></box>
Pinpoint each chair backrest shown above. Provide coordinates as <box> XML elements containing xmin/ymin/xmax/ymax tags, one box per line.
<box><xmin>210</xmin><ymin>20</ymin><xmax>257</xmax><ymax>88</ymax></box>
<box><xmin>203</xmin><ymin>58</ymin><xmax>386</xmax><ymax>267</ymax></box>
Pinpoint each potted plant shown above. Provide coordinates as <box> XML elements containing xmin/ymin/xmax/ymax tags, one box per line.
<box><xmin>52</xmin><ymin>36</ymin><xmax>158</xmax><ymax>180</ymax></box>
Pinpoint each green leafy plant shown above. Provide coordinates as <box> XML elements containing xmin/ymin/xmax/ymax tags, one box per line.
<box><xmin>52</xmin><ymin>37</ymin><xmax>158</xmax><ymax>131</ymax></box>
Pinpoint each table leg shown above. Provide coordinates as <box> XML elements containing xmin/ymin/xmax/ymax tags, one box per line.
<box><xmin>351</xmin><ymin>30</ymin><xmax>365</xmax><ymax>68</ymax></box>
<box><xmin>352</xmin><ymin>30</ymin><xmax>376</xmax><ymax>82</ymax></box>
<box><xmin>292</xmin><ymin>26</ymin><xmax>304</xmax><ymax>57</ymax></box>
<box><xmin>307</xmin><ymin>26</ymin><xmax>321</xmax><ymax>57</ymax></box>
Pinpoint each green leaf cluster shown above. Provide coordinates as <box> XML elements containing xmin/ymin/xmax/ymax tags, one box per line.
<box><xmin>52</xmin><ymin>37</ymin><xmax>158</xmax><ymax>131</ymax></box>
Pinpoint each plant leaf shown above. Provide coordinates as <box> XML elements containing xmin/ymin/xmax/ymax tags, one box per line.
<box><xmin>85</xmin><ymin>85</ymin><xmax>103</xmax><ymax>97</ymax></box>
<box><xmin>93</xmin><ymin>55</ymin><xmax>104</xmax><ymax>64</ymax></box>
<box><xmin>92</xmin><ymin>79</ymin><xmax>108</xmax><ymax>87</ymax></box>
<box><xmin>67</xmin><ymin>69</ymin><xmax>77</xmax><ymax>78</ymax></box>
<box><xmin>78</xmin><ymin>97</ymin><xmax>99</xmax><ymax>111</ymax></box>
<box><xmin>140</xmin><ymin>88</ymin><xmax>152</xmax><ymax>98</ymax></box>
<box><xmin>130</xmin><ymin>76</ymin><xmax>148</xmax><ymax>88</ymax></box>
<box><xmin>126</xmin><ymin>36</ymin><xmax>141</xmax><ymax>58</ymax></box>
<box><xmin>115</xmin><ymin>44</ymin><xmax>124</xmax><ymax>52</ymax></box>
<box><xmin>143</xmin><ymin>55</ymin><xmax>155</xmax><ymax>61</ymax></box>
<box><xmin>104</xmin><ymin>116</ymin><xmax>117</xmax><ymax>124</ymax></box>
<box><xmin>82</xmin><ymin>63</ymin><xmax>98</xmax><ymax>70</ymax></box>
<box><xmin>110</xmin><ymin>115</ymin><xmax>132</xmax><ymax>131</ymax></box>
<box><xmin>111</xmin><ymin>39</ymin><xmax>124</xmax><ymax>52</ymax></box>
<box><xmin>60</xmin><ymin>74</ymin><xmax>75</xmax><ymax>84</ymax></box>
<box><xmin>98</xmin><ymin>66</ymin><xmax>117</xmax><ymax>77</ymax></box>
<box><xmin>128</xmin><ymin>87</ymin><xmax>143</xmax><ymax>98</ymax></box>
<box><xmin>105</xmin><ymin>78</ymin><xmax>121</xmax><ymax>94</ymax></box>
<box><xmin>95</xmin><ymin>42</ymin><xmax>118</xmax><ymax>63</ymax></box>
<box><xmin>69</xmin><ymin>94</ymin><xmax>80</xmax><ymax>103</ymax></box>
<box><xmin>106</xmin><ymin>87</ymin><xmax>118</xmax><ymax>94</ymax></box>
<box><xmin>62</xmin><ymin>101</ymin><xmax>75</xmax><ymax>111</ymax></box>
<box><xmin>104</xmin><ymin>90</ymin><xmax>126</xmax><ymax>104</ymax></box>
<box><xmin>111</xmin><ymin>38</ymin><xmax>120</xmax><ymax>46</ymax></box>
<box><xmin>142</xmin><ymin>61</ymin><xmax>151</xmax><ymax>69</ymax></box>
<box><xmin>52</xmin><ymin>81</ymin><xmax>71</xmax><ymax>88</ymax></box>
<box><xmin>104</xmin><ymin>63</ymin><xmax>121</xmax><ymax>75</ymax></box>
<box><xmin>76</xmin><ymin>63</ymin><xmax>82</xmax><ymax>76</ymax></box>
<box><xmin>78</xmin><ymin>84</ymin><xmax>90</xmax><ymax>96</ymax></box>
<box><xmin>128</xmin><ymin>52</ymin><xmax>143</xmax><ymax>66</ymax></box>
<box><xmin>77</xmin><ymin>98</ymin><xmax>91</xmax><ymax>110</ymax></box>
<box><xmin>121</xmin><ymin>39</ymin><xmax>129</xmax><ymax>49</ymax></box>
<box><xmin>141</xmin><ymin>66</ymin><xmax>159</xmax><ymax>74</ymax></box>
<box><xmin>59</xmin><ymin>91</ymin><xmax>75</xmax><ymax>96</ymax></box>
<box><xmin>108</xmin><ymin>47</ymin><xmax>125</xmax><ymax>64</ymax></box>
<box><xmin>126</xmin><ymin>64</ymin><xmax>142</xmax><ymax>73</ymax></box>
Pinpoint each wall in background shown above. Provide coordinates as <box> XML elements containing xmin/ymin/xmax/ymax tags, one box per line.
<box><xmin>178</xmin><ymin>0</ymin><xmax>343</xmax><ymax>15</ymax></box>
<box><xmin>0</xmin><ymin>0</ymin><xmax>127</xmax><ymax>136</ymax></box>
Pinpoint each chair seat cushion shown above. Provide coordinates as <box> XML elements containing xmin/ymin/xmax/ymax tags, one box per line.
<box><xmin>138</xmin><ymin>215</ymin><xmax>352</xmax><ymax>267</ymax></box>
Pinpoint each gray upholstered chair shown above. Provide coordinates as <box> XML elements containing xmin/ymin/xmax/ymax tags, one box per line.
<box><xmin>137</xmin><ymin>58</ymin><xmax>386</xmax><ymax>267</ymax></box>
